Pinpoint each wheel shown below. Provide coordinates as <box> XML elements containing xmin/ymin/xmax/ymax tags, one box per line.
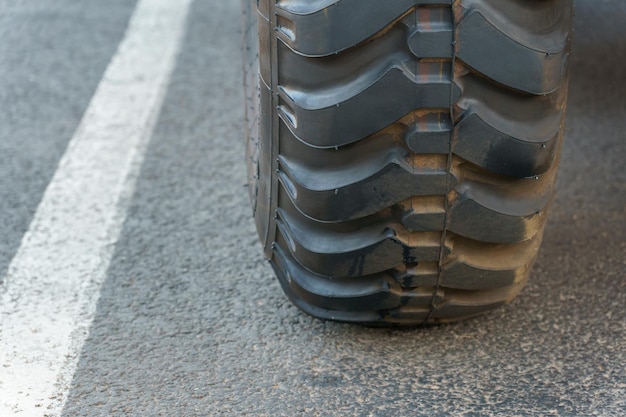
<box><xmin>242</xmin><ymin>0</ymin><xmax>573</xmax><ymax>325</ymax></box>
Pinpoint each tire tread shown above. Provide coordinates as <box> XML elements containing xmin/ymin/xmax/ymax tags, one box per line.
<box><xmin>245</xmin><ymin>0</ymin><xmax>572</xmax><ymax>325</ymax></box>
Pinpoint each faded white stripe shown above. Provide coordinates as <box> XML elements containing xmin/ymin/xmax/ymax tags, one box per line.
<box><xmin>0</xmin><ymin>0</ymin><xmax>192</xmax><ymax>414</ymax></box>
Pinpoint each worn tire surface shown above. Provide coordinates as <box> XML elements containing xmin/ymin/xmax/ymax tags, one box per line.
<box><xmin>243</xmin><ymin>0</ymin><xmax>573</xmax><ymax>325</ymax></box>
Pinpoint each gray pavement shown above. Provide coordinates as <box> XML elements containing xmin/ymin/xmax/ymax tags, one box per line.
<box><xmin>0</xmin><ymin>0</ymin><xmax>138</xmax><ymax>280</ymax></box>
<box><xmin>1</xmin><ymin>0</ymin><xmax>624</xmax><ymax>416</ymax></box>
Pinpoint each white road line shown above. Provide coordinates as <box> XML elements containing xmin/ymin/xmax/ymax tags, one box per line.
<box><xmin>0</xmin><ymin>0</ymin><xmax>192</xmax><ymax>414</ymax></box>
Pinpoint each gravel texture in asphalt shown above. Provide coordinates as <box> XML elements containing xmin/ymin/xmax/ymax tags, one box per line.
<box><xmin>1</xmin><ymin>0</ymin><xmax>624</xmax><ymax>416</ymax></box>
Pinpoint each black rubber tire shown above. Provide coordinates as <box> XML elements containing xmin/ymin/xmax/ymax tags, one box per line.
<box><xmin>242</xmin><ymin>0</ymin><xmax>573</xmax><ymax>325</ymax></box>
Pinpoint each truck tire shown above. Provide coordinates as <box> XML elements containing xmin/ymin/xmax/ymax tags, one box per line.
<box><xmin>242</xmin><ymin>0</ymin><xmax>573</xmax><ymax>325</ymax></box>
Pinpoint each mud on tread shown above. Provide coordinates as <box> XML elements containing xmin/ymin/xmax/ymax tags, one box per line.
<box><xmin>244</xmin><ymin>0</ymin><xmax>573</xmax><ymax>325</ymax></box>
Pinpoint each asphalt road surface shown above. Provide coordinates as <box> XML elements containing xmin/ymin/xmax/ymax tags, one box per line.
<box><xmin>0</xmin><ymin>0</ymin><xmax>624</xmax><ymax>416</ymax></box>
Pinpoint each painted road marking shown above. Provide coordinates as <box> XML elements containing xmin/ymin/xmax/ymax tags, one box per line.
<box><xmin>0</xmin><ymin>0</ymin><xmax>192</xmax><ymax>414</ymax></box>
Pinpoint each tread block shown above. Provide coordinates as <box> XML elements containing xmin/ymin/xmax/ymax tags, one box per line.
<box><xmin>276</xmin><ymin>24</ymin><xmax>412</xmax><ymax>107</ymax></box>
<box><xmin>431</xmin><ymin>285</ymin><xmax>518</xmax><ymax>320</ymax></box>
<box><xmin>274</xmin><ymin>245</ymin><xmax>439</xmax><ymax>312</ymax></box>
<box><xmin>276</xmin><ymin>0</ymin><xmax>453</xmax><ymax>57</ymax></box>
<box><xmin>400</xmin><ymin>196</ymin><xmax>447</xmax><ymax>232</ymax></box>
<box><xmin>448</xmin><ymin>181</ymin><xmax>550</xmax><ymax>243</ymax></box>
<box><xmin>456</xmin><ymin>8</ymin><xmax>570</xmax><ymax>94</ymax></box>
<box><xmin>394</xmin><ymin>262</ymin><xmax>440</xmax><ymax>288</ymax></box>
<box><xmin>430</xmin><ymin>301</ymin><xmax>505</xmax><ymax>319</ymax></box>
<box><xmin>405</xmin><ymin>111</ymin><xmax>451</xmax><ymax>154</ymax></box>
<box><xmin>408</xmin><ymin>7</ymin><xmax>454</xmax><ymax>58</ymax></box>
<box><xmin>278</xmin><ymin>154</ymin><xmax>454</xmax><ymax>222</ymax></box>
<box><xmin>455</xmin><ymin>113</ymin><xmax>558</xmax><ymax>177</ymax></box>
<box><xmin>382</xmin><ymin>308</ymin><xmax>431</xmax><ymax>324</ymax></box>
<box><xmin>276</xmin><ymin>203</ymin><xmax>450</xmax><ymax>278</ymax></box>
<box><xmin>275</xmin><ymin>245</ymin><xmax>399</xmax><ymax>311</ymax></box>
<box><xmin>442</xmin><ymin>262</ymin><xmax>516</xmax><ymax>290</ymax></box>
<box><xmin>279</xmin><ymin>69</ymin><xmax>459</xmax><ymax>147</ymax></box>
<box><xmin>452</xmin><ymin>71</ymin><xmax>564</xmax><ymax>176</ymax></box>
